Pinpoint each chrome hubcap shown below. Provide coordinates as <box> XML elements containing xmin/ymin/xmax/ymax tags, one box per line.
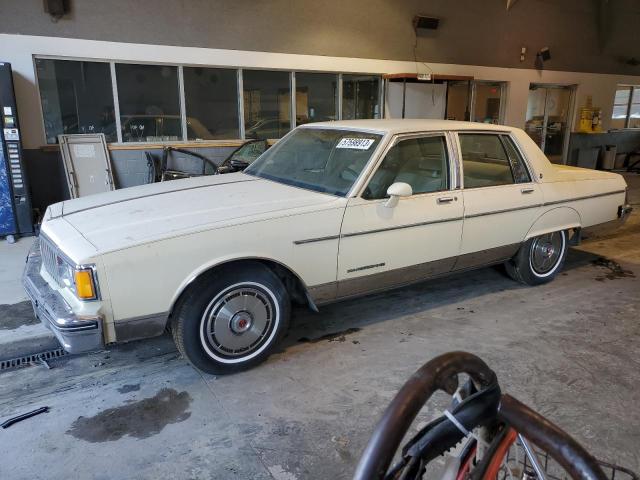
<box><xmin>202</xmin><ymin>286</ymin><xmax>274</xmax><ymax>358</ymax></box>
<box><xmin>531</xmin><ymin>232</ymin><xmax>563</xmax><ymax>274</ymax></box>
<box><xmin>230</xmin><ymin>311</ymin><xmax>253</xmax><ymax>334</ymax></box>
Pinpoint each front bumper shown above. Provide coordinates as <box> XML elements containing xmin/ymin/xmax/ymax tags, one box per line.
<box><xmin>22</xmin><ymin>240</ymin><xmax>104</xmax><ymax>354</ymax></box>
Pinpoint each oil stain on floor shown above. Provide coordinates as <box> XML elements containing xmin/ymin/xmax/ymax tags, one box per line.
<box><xmin>67</xmin><ymin>388</ymin><xmax>192</xmax><ymax>442</ymax></box>
<box><xmin>297</xmin><ymin>327</ymin><xmax>361</xmax><ymax>343</ymax></box>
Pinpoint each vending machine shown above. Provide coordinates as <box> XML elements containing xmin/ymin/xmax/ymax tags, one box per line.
<box><xmin>0</xmin><ymin>62</ymin><xmax>33</xmax><ymax>243</ymax></box>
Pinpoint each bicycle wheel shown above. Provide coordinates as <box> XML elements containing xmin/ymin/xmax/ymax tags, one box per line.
<box><xmin>471</xmin><ymin>395</ymin><xmax>608</xmax><ymax>480</ymax></box>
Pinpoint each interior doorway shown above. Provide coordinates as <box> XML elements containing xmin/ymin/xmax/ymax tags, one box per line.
<box><xmin>525</xmin><ymin>84</ymin><xmax>576</xmax><ymax>164</ymax></box>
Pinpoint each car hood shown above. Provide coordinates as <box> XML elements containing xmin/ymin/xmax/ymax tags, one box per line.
<box><xmin>55</xmin><ymin>173</ymin><xmax>341</xmax><ymax>254</ymax></box>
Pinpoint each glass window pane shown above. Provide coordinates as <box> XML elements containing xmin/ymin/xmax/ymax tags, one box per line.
<box><xmin>342</xmin><ymin>75</ymin><xmax>381</xmax><ymax>120</ymax></box>
<box><xmin>183</xmin><ymin>67</ymin><xmax>239</xmax><ymax>140</ymax></box>
<box><xmin>115</xmin><ymin>64</ymin><xmax>180</xmax><ymax>142</ymax></box>
<box><xmin>611</xmin><ymin>104</ymin><xmax>629</xmax><ymax>119</ymax></box>
<box><xmin>460</xmin><ymin>134</ymin><xmax>514</xmax><ymax>188</ymax></box>
<box><xmin>35</xmin><ymin>59</ymin><xmax>116</xmax><ymax>144</ymax></box>
<box><xmin>614</xmin><ymin>86</ymin><xmax>631</xmax><ymax>105</ymax></box>
<box><xmin>446</xmin><ymin>82</ymin><xmax>470</xmax><ymax>121</ymax></box>
<box><xmin>243</xmin><ymin>70</ymin><xmax>290</xmax><ymax>140</ymax></box>
<box><xmin>473</xmin><ymin>83</ymin><xmax>503</xmax><ymax>124</ymax></box>
<box><xmin>501</xmin><ymin>136</ymin><xmax>531</xmax><ymax>183</ymax></box>
<box><xmin>245</xmin><ymin>128</ymin><xmax>382</xmax><ymax>196</ymax></box>
<box><xmin>364</xmin><ymin>136</ymin><xmax>448</xmax><ymax>200</ymax></box>
<box><xmin>632</xmin><ymin>87</ymin><xmax>640</xmax><ymax>105</ymax></box>
<box><xmin>295</xmin><ymin>73</ymin><xmax>338</xmax><ymax>125</ymax></box>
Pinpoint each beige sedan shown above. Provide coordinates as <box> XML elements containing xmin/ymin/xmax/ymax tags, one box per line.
<box><xmin>24</xmin><ymin>120</ymin><xmax>631</xmax><ymax>374</ymax></box>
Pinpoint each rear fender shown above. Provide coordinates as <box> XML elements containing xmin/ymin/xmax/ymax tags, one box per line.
<box><xmin>524</xmin><ymin>207</ymin><xmax>582</xmax><ymax>241</ymax></box>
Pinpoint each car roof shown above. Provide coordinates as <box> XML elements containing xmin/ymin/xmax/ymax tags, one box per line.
<box><xmin>300</xmin><ymin>119</ymin><xmax>515</xmax><ymax>135</ymax></box>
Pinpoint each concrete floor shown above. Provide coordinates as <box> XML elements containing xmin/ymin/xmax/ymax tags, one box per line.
<box><xmin>0</xmin><ymin>174</ymin><xmax>638</xmax><ymax>480</ymax></box>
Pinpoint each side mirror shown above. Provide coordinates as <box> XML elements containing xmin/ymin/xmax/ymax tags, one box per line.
<box><xmin>385</xmin><ymin>182</ymin><xmax>412</xmax><ymax>208</ymax></box>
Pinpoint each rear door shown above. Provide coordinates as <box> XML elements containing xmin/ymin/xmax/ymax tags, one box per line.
<box><xmin>456</xmin><ymin>132</ymin><xmax>542</xmax><ymax>269</ymax></box>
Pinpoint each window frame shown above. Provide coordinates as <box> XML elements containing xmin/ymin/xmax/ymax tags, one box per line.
<box><xmin>456</xmin><ymin>131</ymin><xmax>535</xmax><ymax>190</ymax></box>
<box><xmin>358</xmin><ymin>131</ymin><xmax>456</xmax><ymax>200</ymax></box>
<box><xmin>470</xmin><ymin>81</ymin><xmax>507</xmax><ymax>125</ymax></box>
<box><xmin>32</xmin><ymin>55</ymin><xmax>383</xmax><ymax>145</ymax></box>
<box><xmin>114</xmin><ymin>62</ymin><xmax>182</xmax><ymax>144</ymax></box>
<box><xmin>33</xmin><ymin>57</ymin><xmax>118</xmax><ymax>143</ymax></box>
<box><xmin>499</xmin><ymin>134</ymin><xmax>531</xmax><ymax>184</ymax></box>
<box><xmin>612</xmin><ymin>85</ymin><xmax>640</xmax><ymax>129</ymax></box>
<box><xmin>445</xmin><ymin>80</ymin><xmax>507</xmax><ymax>124</ymax></box>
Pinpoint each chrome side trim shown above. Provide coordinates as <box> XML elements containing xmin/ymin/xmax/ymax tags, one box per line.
<box><xmin>296</xmin><ymin>191</ymin><xmax>625</xmax><ymax>244</ymax></box>
<box><xmin>293</xmin><ymin>235</ymin><xmax>340</xmax><ymax>245</ymax></box>
<box><xmin>464</xmin><ymin>190</ymin><xmax>626</xmax><ymax>220</ymax></box>
<box><xmin>294</xmin><ymin>216</ymin><xmax>463</xmax><ymax>244</ymax></box>
<box><xmin>113</xmin><ymin>312</ymin><xmax>169</xmax><ymax>343</ymax></box>
<box><xmin>342</xmin><ymin>217</ymin><xmax>464</xmax><ymax>238</ymax></box>
<box><xmin>541</xmin><ymin>189</ymin><xmax>626</xmax><ymax>207</ymax></box>
<box><xmin>465</xmin><ymin>204</ymin><xmax>542</xmax><ymax>219</ymax></box>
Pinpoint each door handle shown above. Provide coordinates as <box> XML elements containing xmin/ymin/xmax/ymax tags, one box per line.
<box><xmin>521</xmin><ymin>188</ymin><xmax>535</xmax><ymax>194</ymax></box>
<box><xmin>437</xmin><ymin>196</ymin><xmax>454</xmax><ymax>204</ymax></box>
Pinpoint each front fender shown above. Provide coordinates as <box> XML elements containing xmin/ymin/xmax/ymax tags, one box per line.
<box><xmin>524</xmin><ymin>207</ymin><xmax>582</xmax><ymax>241</ymax></box>
<box><xmin>168</xmin><ymin>253</ymin><xmax>312</xmax><ymax>313</ymax></box>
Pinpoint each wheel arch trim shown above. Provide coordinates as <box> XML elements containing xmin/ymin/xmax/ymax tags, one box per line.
<box><xmin>168</xmin><ymin>255</ymin><xmax>316</xmax><ymax>317</ymax></box>
<box><xmin>524</xmin><ymin>206</ymin><xmax>582</xmax><ymax>241</ymax></box>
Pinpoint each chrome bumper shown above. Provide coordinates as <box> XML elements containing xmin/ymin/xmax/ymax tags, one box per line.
<box><xmin>619</xmin><ymin>204</ymin><xmax>633</xmax><ymax>221</ymax></box>
<box><xmin>22</xmin><ymin>240</ymin><xmax>104</xmax><ymax>354</ymax></box>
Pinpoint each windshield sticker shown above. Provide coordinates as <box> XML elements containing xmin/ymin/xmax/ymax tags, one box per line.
<box><xmin>336</xmin><ymin>138</ymin><xmax>375</xmax><ymax>150</ymax></box>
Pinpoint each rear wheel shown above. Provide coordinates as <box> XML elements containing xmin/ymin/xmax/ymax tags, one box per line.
<box><xmin>171</xmin><ymin>262</ymin><xmax>290</xmax><ymax>374</ymax></box>
<box><xmin>505</xmin><ymin>230</ymin><xmax>567</xmax><ymax>285</ymax></box>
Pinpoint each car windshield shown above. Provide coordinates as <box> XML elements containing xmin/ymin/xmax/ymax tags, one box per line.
<box><xmin>244</xmin><ymin>128</ymin><xmax>383</xmax><ymax>196</ymax></box>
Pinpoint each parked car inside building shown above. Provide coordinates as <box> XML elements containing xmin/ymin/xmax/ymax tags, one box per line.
<box><xmin>23</xmin><ymin>119</ymin><xmax>631</xmax><ymax>374</ymax></box>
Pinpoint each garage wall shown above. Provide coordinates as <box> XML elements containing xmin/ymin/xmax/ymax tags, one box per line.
<box><xmin>1</xmin><ymin>0</ymin><xmax>639</xmax><ymax>76</ymax></box>
<box><xmin>2</xmin><ymin>34</ymin><xmax>640</xmax><ymax>150</ymax></box>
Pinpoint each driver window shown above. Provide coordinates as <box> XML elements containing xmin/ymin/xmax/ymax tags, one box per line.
<box><xmin>363</xmin><ymin>135</ymin><xmax>449</xmax><ymax>200</ymax></box>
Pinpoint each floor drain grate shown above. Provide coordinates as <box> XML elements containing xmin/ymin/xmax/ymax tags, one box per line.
<box><xmin>0</xmin><ymin>348</ymin><xmax>68</xmax><ymax>372</ymax></box>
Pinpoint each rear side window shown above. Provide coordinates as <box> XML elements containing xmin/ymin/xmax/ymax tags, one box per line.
<box><xmin>501</xmin><ymin>135</ymin><xmax>531</xmax><ymax>183</ymax></box>
<box><xmin>459</xmin><ymin>133</ymin><xmax>530</xmax><ymax>188</ymax></box>
<box><xmin>363</xmin><ymin>135</ymin><xmax>448</xmax><ymax>199</ymax></box>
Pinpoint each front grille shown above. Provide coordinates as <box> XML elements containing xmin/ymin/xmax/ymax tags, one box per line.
<box><xmin>39</xmin><ymin>236</ymin><xmax>61</xmax><ymax>287</ymax></box>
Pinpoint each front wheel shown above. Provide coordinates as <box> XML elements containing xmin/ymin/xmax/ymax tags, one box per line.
<box><xmin>171</xmin><ymin>262</ymin><xmax>290</xmax><ymax>374</ymax></box>
<box><xmin>505</xmin><ymin>230</ymin><xmax>568</xmax><ymax>285</ymax></box>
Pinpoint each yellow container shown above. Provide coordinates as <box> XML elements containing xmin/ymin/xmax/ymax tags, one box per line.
<box><xmin>579</xmin><ymin>107</ymin><xmax>593</xmax><ymax>132</ymax></box>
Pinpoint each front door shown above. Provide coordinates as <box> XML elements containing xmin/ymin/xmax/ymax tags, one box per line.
<box><xmin>337</xmin><ymin>132</ymin><xmax>464</xmax><ymax>298</ymax></box>
<box><xmin>456</xmin><ymin>132</ymin><xmax>543</xmax><ymax>270</ymax></box>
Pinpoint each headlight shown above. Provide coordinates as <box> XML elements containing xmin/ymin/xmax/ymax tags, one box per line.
<box><xmin>55</xmin><ymin>256</ymin><xmax>98</xmax><ymax>300</ymax></box>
